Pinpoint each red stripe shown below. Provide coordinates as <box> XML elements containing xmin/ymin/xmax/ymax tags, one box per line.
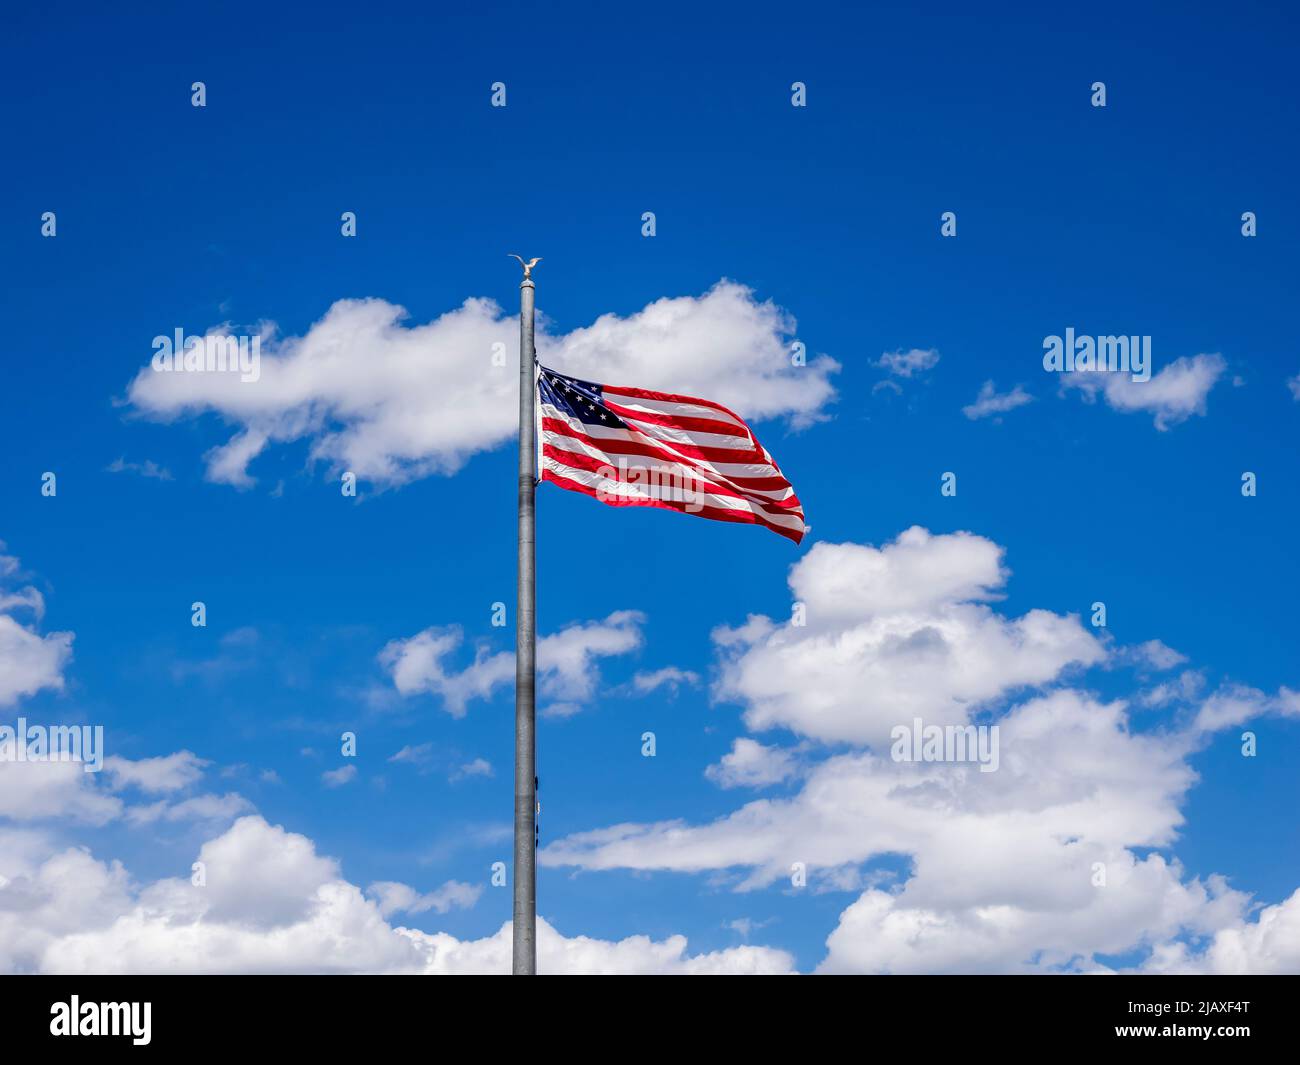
<box><xmin>541</xmin><ymin>468</ymin><xmax>805</xmax><ymax>544</ymax></box>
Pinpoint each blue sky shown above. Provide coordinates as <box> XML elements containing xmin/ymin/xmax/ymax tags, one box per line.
<box><xmin>1</xmin><ymin>2</ymin><xmax>1298</xmax><ymax>973</ymax></box>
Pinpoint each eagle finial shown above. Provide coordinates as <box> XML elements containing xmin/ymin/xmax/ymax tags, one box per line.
<box><xmin>509</xmin><ymin>254</ymin><xmax>542</xmax><ymax>279</ymax></box>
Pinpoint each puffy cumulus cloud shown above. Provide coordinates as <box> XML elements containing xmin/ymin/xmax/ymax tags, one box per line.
<box><xmin>0</xmin><ymin>545</ymin><xmax>72</xmax><ymax>707</ymax></box>
<box><xmin>818</xmin><ymin>858</ymin><xmax>1243</xmax><ymax>975</ymax></box>
<box><xmin>3</xmin><ymin>815</ymin><xmax>793</xmax><ymax>974</ymax></box>
<box><xmin>380</xmin><ymin>611</ymin><xmax>645</xmax><ymax>717</ymax></box>
<box><xmin>785</xmin><ymin>525</ymin><xmax>1007</xmax><ymax>620</ymax></box>
<box><xmin>551</xmin><ymin>282</ymin><xmax>836</xmax><ymax>428</ymax></box>
<box><xmin>189</xmin><ymin>815</ymin><xmax>340</xmax><ymax>927</ymax></box>
<box><xmin>0</xmin><ymin>832</ymin><xmax>135</xmax><ymax>973</ymax></box>
<box><xmin>125</xmin><ymin>282</ymin><xmax>837</xmax><ymax>488</ymax></box>
<box><xmin>1060</xmin><ymin>353</ymin><xmax>1226</xmax><ymax>430</ymax></box>
<box><xmin>1143</xmin><ymin>889</ymin><xmax>1300</xmax><ymax>975</ymax></box>
<box><xmin>712</xmin><ymin>527</ymin><xmax>1104</xmax><ymax>745</ymax></box>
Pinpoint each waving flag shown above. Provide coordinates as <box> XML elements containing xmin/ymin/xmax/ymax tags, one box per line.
<box><xmin>537</xmin><ymin>364</ymin><xmax>806</xmax><ymax>543</ymax></box>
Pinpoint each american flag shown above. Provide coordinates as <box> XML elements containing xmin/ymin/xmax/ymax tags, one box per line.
<box><xmin>536</xmin><ymin>364</ymin><xmax>807</xmax><ymax>544</ymax></box>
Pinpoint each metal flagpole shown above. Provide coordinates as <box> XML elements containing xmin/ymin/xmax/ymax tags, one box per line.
<box><xmin>511</xmin><ymin>254</ymin><xmax>539</xmax><ymax>974</ymax></box>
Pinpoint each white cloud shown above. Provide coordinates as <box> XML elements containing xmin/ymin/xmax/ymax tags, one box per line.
<box><xmin>0</xmin><ymin>831</ymin><xmax>135</xmax><ymax>973</ymax></box>
<box><xmin>711</xmin><ymin>527</ymin><xmax>1104</xmax><ymax>745</ymax></box>
<box><xmin>380</xmin><ymin>611</ymin><xmax>645</xmax><ymax>717</ymax></box>
<box><xmin>124</xmin><ymin>792</ymin><xmax>254</xmax><ymax>826</ymax></box>
<box><xmin>725</xmin><ymin>917</ymin><xmax>773</xmax><ymax>939</ymax></box>
<box><xmin>1288</xmin><ymin>373</ymin><xmax>1300</xmax><ymax>401</ymax></box>
<box><xmin>1125</xmin><ymin>639</ymin><xmax>1188</xmax><ymax>671</ymax></box>
<box><xmin>1143</xmin><ymin>889</ymin><xmax>1300</xmax><ymax>974</ymax></box>
<box><xmin>875</xmin><ymin>348</ymin><xmax>939</xmax><ymax>378</ymax></box>
<box><xmin>125</xmin><ymin>282</ymin><xmax>837</xmax><ymax>489</ymax></box>
<box><xmin>818</xmin><ymin>858</ymin><xmax>1242</xmax><ymax>975</ymax></box>
<box><xmin>195</xmin><ymin>815</ymin><xmax>345</xmax><ymax>927</ymax></box>
<box><xmin>388</xmin><ymin>743</ymin><xmax>433</xmax><ymax>765</ymax></box>
<box><xmin>536</xmin><ymin>611</ymin><xmax>644</xmax><ymax>704</ymax></box>
<box><xmin>321</xmin><ymin>765</ymin><xmax>357</xmax><ymax>788</ymax></box>
<box><xmin>540</xmin><ymin>702</ymin><xmax>583</xmax><ymax>720</ymax></box>
<box><xmin>632</xmin><ymin>667</ymin><xmax>700</xmax><ymax>695</ymax></box>
<box><xmin>379</xmin><ymin>628</ymin><xmax>513</xmax><ymax>716</ymax></box>
<box><xmin>204</xmin><ymin>429</ymin><xmax>269</xmax><ymax>488</ymax></box>
<box><xmin>1060</xmin><ymin>353</ymin><xmax>1226</xmax><ymax>430</ymax></box>
<box><xmin>1</xmin><ymin>815</ymin><xmax>794</xmax><ymax>974</ymax></box>
<box><xmin>366</xmin><ymin>879</ymin><xmax>483</xmax><ymax>917</ymax></box>
<box><xmin>1191</xmin><ymin>684</ymin><xmax>1300</xmax><ymax>735</ymax></box>
<box><xmin>1</xmin><ymin>734</ymin><xmax>240</xmax><ymax>830</ymax></box>
<box><xmin>1140</xmin><ymin>669</ymin><xmax>1205</xmax><ymax>708</ymax></box>
<box><xmin>0</xmin><ymin>759</ymin><xmax>122</xmax><ymax>826</ymax></box>
<box><xmin>0</xmin><ymin>589</ymin><xmax>45</xmax><ymax>621</ymax></box>
<box><xmin>553</xmin><ymin>282</ymin><xmax>837</xmax><ymax>429</ymax></box>
<box><xmin>105</xmin><ymin>751</ymin><xmax>207</xmax><ymax>794</ymax></box>
<box><xmin>962</xmin><ymin>380</ymin><xmax>1033</xmax><ymax>420</ymax></box>
<box><xmin>705</xmin><ymin>738</ymin><xmax>800</xmax><ymax>789</ymax></box>
<box><xmin>0</xmin><ymin>545</ymin><xmax>73</xmax><ymax>706</ymax></box>
<box><xmin>451</xmin><ymin>758</ymin><xmax>492</xmax><ymax>782</ymax></box>
<box><xmin>105</xmin><ymin>456</ymin><xmax>173</xmax><ymax>481</ymax></box>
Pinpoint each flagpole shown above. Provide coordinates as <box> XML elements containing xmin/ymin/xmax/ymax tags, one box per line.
<box><xmin>512</xmin><ymin>256</ymin><xmax>538</xmax><ymax>975</ymax></box>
